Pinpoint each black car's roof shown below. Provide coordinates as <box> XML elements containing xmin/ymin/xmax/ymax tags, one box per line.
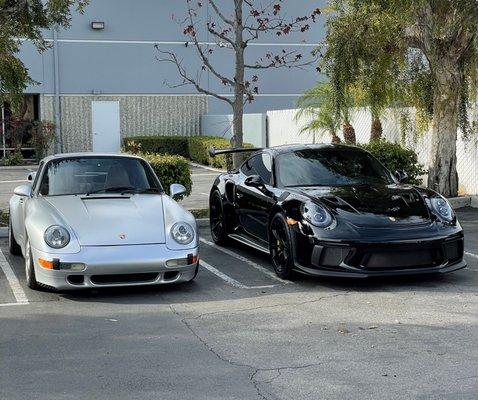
<box><xmin>265</xmin><ymin>143</ymin><xmax>364</xmax><ymax>156</ymax></box>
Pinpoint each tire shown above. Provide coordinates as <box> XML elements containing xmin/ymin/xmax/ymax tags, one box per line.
<box><xmin>8</xmin><ymin>214</ymin><xmax>22</xmax><ymax>256</ymax></box>
<box><xmin>209</xmin><ymin>190</ymin><xmax>229</xmax><ymax>246</ymax></box>
<box><xmin>190</xmin><ymin>263</ymin><xmax>199</xmax><ymax>281</ymax></box>
<box><xmin>269</xmin><ymin>213</ymin><xmax>295</xmax><ymax>280</ymax></box>
<box><xmin>24</xmin><ymin>239</ymin><xmax>40</xmax><ymax>291</ymax></box>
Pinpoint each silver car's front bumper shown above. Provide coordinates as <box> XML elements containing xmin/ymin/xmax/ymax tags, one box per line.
<box><xmin>31</xmin><ymin>243</ymin><xmax>199</xmax><ymax>290</ymax></box>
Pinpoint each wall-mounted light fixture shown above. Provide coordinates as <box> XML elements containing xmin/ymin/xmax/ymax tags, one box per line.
<box><xmin>91</xmin><ymin>21</ymin><xmax>105</xmax><ymax>30</ymax></box>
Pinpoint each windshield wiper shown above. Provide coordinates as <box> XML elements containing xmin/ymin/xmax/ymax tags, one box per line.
<box><xmin>85</xmin><ymin>186</ymin><xmax>136</xmax><ymax>196</ymax></box>
<box><xmin>120</xmin><ymin>187</ymin><xmax>161</xmax><ymax>194</ymax></box>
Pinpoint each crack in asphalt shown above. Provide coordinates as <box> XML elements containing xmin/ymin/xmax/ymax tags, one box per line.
<box><xmin>169</xmin><ymin>291</ymin><xmax>351</xmax><ymax>400</ymax></box>
<box><xmin>183</xmin><ymin>291</ymin><xmax>352</xmax><ymax>322</ymax></box>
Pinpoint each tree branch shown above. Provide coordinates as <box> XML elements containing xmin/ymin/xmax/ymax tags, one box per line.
<box><xmin>245</xmin><ymin>49</ymin><xmax>318</xmax><ymax>70</ymax></box>
<box><xmin>207</xmin><ymin>24</ymin><xmax>236</xmax><ymax>48</ymax></box>
<box><xmin>156</xmin><ymin>48</ymin><xmax>233</xmax><ymax>105</ymax></box>
<box><xmin>185</xmin><ymin>6</ymin><xmax>234</xmax><ymax>86</ymax></box>
<box><xmin>209</xmin><ymin>0</ymin><xmax>234</xmax><ymax>26</ymax></box>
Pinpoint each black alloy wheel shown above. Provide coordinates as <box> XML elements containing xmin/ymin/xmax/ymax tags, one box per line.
<box><xmin>270</xmin><ymin>213</ymin><xmax>295</xmax><ymax>279</ymax></box>
<box><xmin>209</xmin><ymin>191</ymin><xmax>229</xmax><ymax>245</ymax></box>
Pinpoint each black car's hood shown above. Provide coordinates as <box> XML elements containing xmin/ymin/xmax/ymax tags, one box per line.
<box><xmin>295</xmin><ymin>184</ymin><xmax>431</xmax><ymax>227</ymax></box>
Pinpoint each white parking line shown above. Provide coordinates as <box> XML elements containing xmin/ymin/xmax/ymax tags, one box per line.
<box><xmin>0</xmin><ymin>179</ymin><xmax>27</xmax><ymax>184</ymax></box>
<box><xmin>200</xmin><ymin>238</ymin><xmax>290</xmax><ymax>284</ymax></box>
<box><xmin>200</xmin><ymin>260</ymin><xmax>275</xmax><ymax>290</ymax></box>
<box><xmin>192</xmin><ymin>173</ymin><xmax>221</xmax><ymax>177</ymax></box>
<box><xmin>0</xmin><ymin>302</ymin><xmax>29</xmax><ymax>307</ymax></box>
<box><xmin>0</xmin><ymin>248</ymin><xmax>29</xmax><ymax>305</ymax></box>
<box><xmin>465</xmin><ymin>251</ymin><xmax>478</xmax><ymax>260</ymax></box>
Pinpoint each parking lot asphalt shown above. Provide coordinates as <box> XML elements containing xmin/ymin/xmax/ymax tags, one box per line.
<box><xmin>0</xmin><ymin>166</ymin><xmax>34</xmax><ymax>215</ymax></box>
<box><xmin>0</xmin><ymin>209</ymin><xmax>477</xmax><ymax>400</ymax></box>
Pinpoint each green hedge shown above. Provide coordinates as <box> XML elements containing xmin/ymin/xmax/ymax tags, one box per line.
<box><xmin>360</xmin><ymin>140</ymin><xmax>426</xmax><ymax>185</ymax></box>
<box><xmin>188</xmin><ymin>136</ymin><xmax>252</xmax><ymax>169</ymax></box>
<box><xmin>124</xmin><ymin>136</ymin><xmax>189</xmax><ymax>158</ymax></box>
<box><xmin>124</xmin><ymin>135</ymin><xmax>254</xmax><ymax>170</ymax></box>
<box><xmin>139</xmin><ymin>153</ymin><xmax>192</xmax><ymax>198</ymax></box>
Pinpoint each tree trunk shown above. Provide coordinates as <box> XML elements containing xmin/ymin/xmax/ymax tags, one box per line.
<box><xmin>231</xmin><ymin>0</ymin><xmax>245</xmax><ymax>169</ymax></box>
<box><xmin>427</xmin><ymin>62</ymin><xmax>461</xmax><ymax>197</ymax></box>
<box><xmin>231</xmin><ymin>97</ymin><xmax>244</xmax><ymax>167</ymax></box>
<box><xmin>342</xmin><ymin>121</ymin><xmax>356</xmax><ymax>144</ymax></box>
<box><xmin>370</xmin><ymin>116</ymin><xmax>382</xmax><ymax>141</ymax></box>
<box><xmin>331</xmin><ymin>133</ymin><xmax>341</xmax><ymax>144</ymax></box>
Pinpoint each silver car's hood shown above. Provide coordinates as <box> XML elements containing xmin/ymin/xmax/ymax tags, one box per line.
<box><xmin>45</xmin><ymin>195</ymin><xmax>166</xmax><ymax>246</ymax></box>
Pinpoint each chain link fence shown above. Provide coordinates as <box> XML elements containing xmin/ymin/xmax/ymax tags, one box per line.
<box><xmin>267</xmin><ymin>107</ymin><xmax>478</xmax><ymax>195</ymax></box>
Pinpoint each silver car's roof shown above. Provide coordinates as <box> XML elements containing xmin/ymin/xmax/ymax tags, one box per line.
<box><xmin>41</xmin><ymin>152</ymin><xmax>144</xmax><ymax>163</ymax></box>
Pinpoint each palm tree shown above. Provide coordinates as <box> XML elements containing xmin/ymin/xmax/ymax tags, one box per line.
<box><xmin>296</xmin><ymin>83</ymin><xmax>342</xmax><ymax>144</ymax></box>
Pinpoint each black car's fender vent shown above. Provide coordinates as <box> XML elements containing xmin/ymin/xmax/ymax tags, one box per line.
<box><xmin>311</xmin><ymin>246</ymin><xmax>350</xmax><ymax>268</ymax></box>
<box><xmin>443</xmin><ymin>239</ymin><xmax>464</xmax><ymax>263</ymax></box>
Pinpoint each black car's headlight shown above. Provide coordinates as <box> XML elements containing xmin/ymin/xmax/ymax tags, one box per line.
<box><xmin>44</xmin><ymin>225</ymin><xmax>70</xmax><ymax>249</ymax></box>
<box><xmin>430</xmin><ymin>196</ymin><xmax>454</xmax><ymax>222</ymax></box>
<box><xmin>171</xmin><ymin>222</ymin><xmax>194</xmax><ymax>245</ymax></box>
<box><xmin>301</xmin><ymin>201</ymin><xmax>335</xmax><ymax>229</ymax></box>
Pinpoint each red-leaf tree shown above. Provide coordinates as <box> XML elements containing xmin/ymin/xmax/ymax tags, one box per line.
<box><xmin>157</xmin><ymin>0</ymin><xmax>321</xmax><ymax>167</ymax></box>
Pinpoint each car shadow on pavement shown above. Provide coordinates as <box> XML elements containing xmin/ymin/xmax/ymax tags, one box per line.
<box><xmin>59</xmin><ymin>267</ymin><xmax>473</xmax><ymax>306</ymax></box>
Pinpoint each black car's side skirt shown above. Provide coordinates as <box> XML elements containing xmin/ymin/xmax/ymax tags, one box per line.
<box><xmin>228</xmin><ymin>233</ymin><xmax>270</xmax><ymax>254</ymax></box>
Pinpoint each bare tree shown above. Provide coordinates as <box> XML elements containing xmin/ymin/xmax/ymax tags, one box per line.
<box><xmin>157</xmin><ymin>0</ymin><xmax>320</xmax><ymax>167</ymax></box>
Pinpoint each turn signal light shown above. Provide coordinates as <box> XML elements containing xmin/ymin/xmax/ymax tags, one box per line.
<box><xmin>38</xmin><ymin>259</ymin><xmax>85</xmax><ymax>271</ymax></box>
<box><xmin>38</xmin><ymin>258</ymin><xmax>53</xmax><ymax>269</ymax></box>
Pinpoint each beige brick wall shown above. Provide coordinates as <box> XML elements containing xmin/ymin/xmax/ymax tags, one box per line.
<box><xmin>40</xmin><ymin>95</ymin><xmax>207</xmax><ymax>153</ymax></box>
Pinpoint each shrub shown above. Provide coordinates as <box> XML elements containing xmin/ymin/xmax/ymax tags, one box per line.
<box><xmin>123</xmin><ymin>136</ymin><xmax>189</xmax><ymax>158</ymax></box>
<box><xmin>4</xmin><ymin>152</ymin><xmax>23</xmax><ymax>166</ymax></box>
<box><xmin>139</xmin><ymin>152</ymin><xmax>192</xmax><ymax>198</ymax></box>
<box><xmin>188</xmin><ymin>136</ymin><xmax>253</xmax><ymax>169</ymax></box>
<box><xmin>359</xmin><ymin>139</ymin><xmax>426</xmax><ymax>185</ymax></box>
<box><xmin>30</xmin><ymin>121</ymin><xmax>56</xmax><ymax>160</ymax></box>
<box><xmin>124</xmin><ymin>135</ymin><xmax>255</xmax><ymax>170</ymax></box>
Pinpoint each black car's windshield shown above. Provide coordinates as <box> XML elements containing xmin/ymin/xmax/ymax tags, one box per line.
<box><xmin>38</xmin><ymin>157</ymin><xmax>162</xmax><ymax>196</ymax></box>
<box><xmin>276</xmin><ymin>148</ymin><xmax>394</xmax><ymax>187</ymax></box>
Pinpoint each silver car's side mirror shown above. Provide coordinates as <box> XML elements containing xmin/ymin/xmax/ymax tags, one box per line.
<box><xmin>27</xmin><ymin>172</ymin><xmax>36</xmax><ymax>181</ymax></box>
<box><xmin>170</xmin><ymin>183</ymin><xmax>186</xmax><ymax>200</ymax></box>
<box><xmin>14</xmin><ymin>184</ymin><xmax>32</xmax><ymax>197</ymax></box>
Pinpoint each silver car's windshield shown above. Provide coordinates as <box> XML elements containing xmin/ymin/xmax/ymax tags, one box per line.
<box><xmin>38</xmin><ymin>157</ymin><xmax>162</xmax><ymax>196</ymax></box>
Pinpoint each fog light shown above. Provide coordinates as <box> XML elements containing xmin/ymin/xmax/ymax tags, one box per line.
<box><xmin>166</xmin><ymin>255</ymin><xmax>198</xmax><ymax>267</ymax></box>
<box><xmin>61</xmin><ymin>263</ymin><xmax>86</xmax><ymax>271</ymax></box>
<box><xmin>166</xmin><ymin>258</ymin><xmax>189</xmax><ymax>267</ymax></box>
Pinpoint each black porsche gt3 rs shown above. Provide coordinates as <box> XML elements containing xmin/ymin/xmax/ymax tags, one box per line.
<box><xmin>208</xmin><ymin>144</ymin><xmax>466</xmax><ymax>279</ymax></box>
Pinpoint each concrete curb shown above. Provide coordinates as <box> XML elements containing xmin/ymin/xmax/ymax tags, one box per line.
<box><xmin>196</xmin><ymin>218</ymin><xmax>209</xmax><ymax>228</ymax></box>
<box><xmin>447</xmin><ymin>196</ymin><xmax>478</xmax><ymax>209</ymax></box>
<box><xmin>189</xmin><ymin>162</ymin><xmax>225</xmax><ymax>173</ymax></box>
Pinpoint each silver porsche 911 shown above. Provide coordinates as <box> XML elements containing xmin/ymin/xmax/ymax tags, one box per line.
<box><xmin>8</xmin><ymin>153</ymin><xmax>199</xmax><ymax>291</ymax></box>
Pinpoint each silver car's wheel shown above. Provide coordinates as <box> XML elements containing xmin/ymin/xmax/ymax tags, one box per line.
<box><xmin>24</xmin><ymin>239</ymin><xmax>39</xmax><ymax>290</ymax></box>
<box><xmin>8</xmin><ymin>214</ymin><xmax>22</xmax><ymax>256</ymax></box>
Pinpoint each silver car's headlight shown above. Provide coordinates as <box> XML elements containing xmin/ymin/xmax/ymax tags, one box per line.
<box><xmin>301</xmin><ymin>201</ymin><xmax>335</xmax><ymax>229</ymax></box>
<box><xmin>171</xmin><ymin>222</ymin><xmax>194</xmax><ymax>245</ymax></box>
<box><xmin>44</xmin><ymin>225</ymin><xmax>70</xmax><ymax>248</ymax></box>
<box><xmin>430</xmin><ymin>196</ymin><xmax>454</xmax><ymax>222</ymax></box>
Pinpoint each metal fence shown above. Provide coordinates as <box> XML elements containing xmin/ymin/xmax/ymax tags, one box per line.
<box><xmin>267</xmin><ymin>107</ymin><xmax>478</xmax><ymax>195</ymax></box>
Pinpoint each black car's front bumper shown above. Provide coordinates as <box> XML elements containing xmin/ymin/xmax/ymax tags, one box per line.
<box><xmin>293</xmin><ymin>234</ymin><xmax>467</xmax><ymax>278</ymax></box>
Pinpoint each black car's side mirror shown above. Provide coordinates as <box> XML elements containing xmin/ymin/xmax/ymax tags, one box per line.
<box><xmin>395</xmin><ymin>170</ymin><xmax>409</xmax><ymax>183</ymax></box>
<box><xmin>244</xmin><ymin>175</ymin><xmax>265</xmax><ymax>188</ymax></box>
